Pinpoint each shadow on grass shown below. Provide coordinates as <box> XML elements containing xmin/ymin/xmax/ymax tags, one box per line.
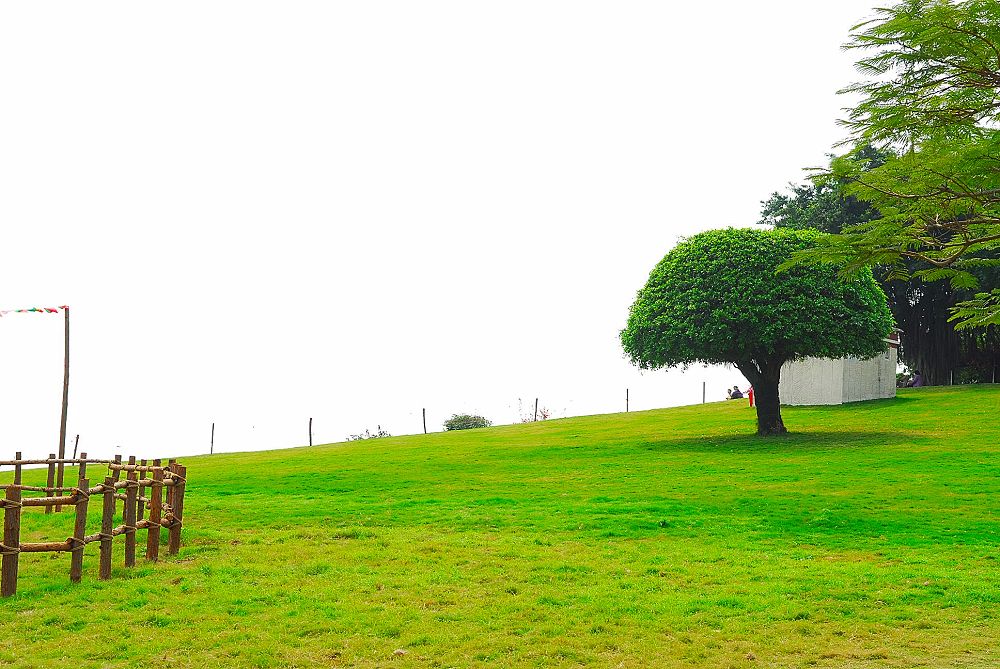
<box><xmin>640</xmin><ymin>430</ymin><xmax>913</xmax><ymax>454</ymax></box>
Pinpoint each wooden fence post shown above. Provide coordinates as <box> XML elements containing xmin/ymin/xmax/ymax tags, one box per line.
<box><xmin>167</xmin><ymin>458</ymin><xmax>176</xmax><ymax>511</ymax></box>
<box><xmin>1</xmin><ymin>453</ymin><xmax>23</xmax><ymax>597</ymax></box>
<box><xmin>124</xmin><ymin>456</ymin><xmax>138</xmax><ymax>568</ymax></box>
<box><xmin>45</xmin><ymin>454</ymin><xmax>56</xmax><ymax>515</ymax></box>
<box><xmin>69</xmin><ymin>455</ymin><xmax>88</xmax><ymax>583</ymax></box>
<box><xmin>146</xmin><ymin>460</ymin><xmax>163</xmax><ymax>562</ymax></box>
<box><xmin>137</xmin><ymin>458</ymin><xmax>147</xmax><ymax>524</ymax></box>
<box><xmin>55</xmin><ymin>444</ymin><xmax>66</xmax><ymax>513</ymax></box>
<box><xmin>99</xmin><ymin>476</ymin><xmax>115</xmax><ymax>580</ymax></box>
<box><xmin>168</xmin><ymin>464</ymin><xmax>186</xmax><ymax>555</ymax></box>
<box><xmin>111</xmin><ymin>454</ymin><xmax>123</xmax><ymax>484</ymax></box>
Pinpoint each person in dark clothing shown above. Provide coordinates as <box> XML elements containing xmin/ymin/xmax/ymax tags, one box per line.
<box><xmin>906</xmin><ymin>370</ymin><xmax>925</xmax><ymax>387</ymax></box>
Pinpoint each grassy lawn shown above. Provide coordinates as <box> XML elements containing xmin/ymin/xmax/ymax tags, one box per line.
<box><xmin>1</xmin><ymin>386</ymin><xmax>998</xmax><ymax>668</ymax></box>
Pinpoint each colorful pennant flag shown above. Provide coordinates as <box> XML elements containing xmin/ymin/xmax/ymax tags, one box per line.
<box><xmin>0</xmin><ymin>305</ymin><xmax>68</xmax><ymax>317</ymax></box>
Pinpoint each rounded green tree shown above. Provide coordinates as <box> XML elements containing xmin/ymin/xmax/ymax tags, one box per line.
<box><xmin>621</xmin><ymin>227</ymin><xmax>894</xmax><ymax>435</ymax></box>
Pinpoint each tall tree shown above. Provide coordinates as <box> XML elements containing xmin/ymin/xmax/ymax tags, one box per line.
<box><xmin>789</xmin><ymin>0</ymin><xmax>1000</xmax><ymax>327</ymax></box>
<box><xmin>762</xmin><ymin>156</ymin><xmax>1000</xmax><ymax>385</ymax></box>
<box><xmin>621</xmin><ymin>228</ymin><xmax>894</xmax><ymax>436</ymax></box>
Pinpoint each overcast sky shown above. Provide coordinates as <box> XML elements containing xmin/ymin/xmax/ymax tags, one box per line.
<box><xmin>1</xmin><ymin>1</ymin><xmax>880</xmax><ymax>461</ymax></box>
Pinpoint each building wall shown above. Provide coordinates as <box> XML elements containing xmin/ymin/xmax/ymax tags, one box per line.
<box><xmin>780</xmin><ymin>348</ymin><xmax>897</xmax><ymax>406</ymax></box>
<box><xmin>779</xmin><ymin>357</ymin><xmax>844</xmax><ymax>405</ymax></box>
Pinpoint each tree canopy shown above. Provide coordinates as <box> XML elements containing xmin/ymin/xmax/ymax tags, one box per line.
<box><xmin>787</xmin><ymin>0</ymin><xmax>1000</xmax><ymax>328</ymax></box>
<box><xmin>761</xmin><ymin>150</ymin><xmax>1000</xmax><ymax>385</ymax></box>
<box><xmin>621</xmin><ymin>227</ymin><xmax>894</xmax><ymax>435</ymax></box>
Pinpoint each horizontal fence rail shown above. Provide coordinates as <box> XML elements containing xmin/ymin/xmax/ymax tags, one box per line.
<box><xmin>1</xmin><ymin>452</ymin><xmax>187</xmax><ymax>597</ymax></box>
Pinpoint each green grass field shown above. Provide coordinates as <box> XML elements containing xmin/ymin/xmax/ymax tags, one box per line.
<box><xmin>1</xmin><ymin>386</ymin><xmax>998</xmax><ymax>668</ymax></box>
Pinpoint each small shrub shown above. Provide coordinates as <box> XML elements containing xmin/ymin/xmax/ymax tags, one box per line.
<box><xmin>346</xmin><ymin>425</ymin><xmax>391</xmax><ymax>441</ymax></box>
<box><xmin>443</xmin><ymin>414</ymin><xmax>491</xmax><ymax>431</ymax></box>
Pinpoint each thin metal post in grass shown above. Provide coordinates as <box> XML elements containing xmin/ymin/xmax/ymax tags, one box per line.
<box><xmin>309</xmin><ymin>417</ymin><xmax>313</xmax><ymax>447</ymax></box>
<box><xmin>1</xmin><ymin>452</ymin><xmax>23</xmax><ymax>597</ymax></box>
<box><xmin>211</xmin><ymin>422</ymin><xmax>215</xmax><ymax>455</ymax></box>
<box><xmin>702</xmin><ymin>381</ymin><xmax>706</xmax><ymax>404</ymax></box>
<box><xmin>72</xmin><ymin>434</ymin><xmax>79</xmax><ymax>460</ymax></box>
<box><xmin>626</xmin><ymin>388</ymin><xmax>629</xmax><ymax>413</ymax></box>
<box><xmin>534</xmin><ymin>398</ymin><xmax>538</xmax><ymax>422</ymax></box>
<box><xmin>423</xmin><ymin>408</ymin><xmax>427</xmax><ymax>434</ymax></box>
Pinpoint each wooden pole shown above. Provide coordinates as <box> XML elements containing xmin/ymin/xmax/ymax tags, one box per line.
<box><xmin>309</xmin><ymin>417</ymin><xmax>313</xmax><ymax>447</ymax></box>
<box><xmin>1</xmin><ymin>453</ymin><xmax>23</xmax><ymax>597</ymax></box>
<box><xmin>626</xmin><ymin>389</ymin><xmax>629</xmax><ymax>413</ymax></box>
<box><xmin>166</xmin><ymin>458</ymin><xmax>176</xmax><ymax>511</ymax></box>
<box><xmin>137</xmin><ymin>459</ymin><xmax>147</xmax><ymax>523</ymax></box>
<box><xmin>146</xmin><ymin>460</ymin><xmax>163</xmax><ymax>562</ymax></box>
<box><xmin>45</xmin><ymin>454</ymin><xmax>56</xmax><ymax>515</ymax></box>
<box><xmin>111</xmin><ymin>454</ymin><xmax>123</xmax><ymax>484</ymax></box>
<box><xmin>534</xmin><ymin>398</ymin><xmax>539</xmax><ymax>422</ymax></box>
<box><xmin>124</xmin><ymin>456</ymin><xmax>138</xmax><ymax>568</ymax></box>
<box><xmin>55</xmin><ymin>450</ymin><xmax>66</xmax><ymax>514</ymax></box>
<box><xmin>56</xmin><ymin>306</ymin><xmax>70</xmax><ymax>512</ymax></box>
<box><xmin>210</xmin><ymin>422</ymin><xmax>215</xmax><ymax>455</ymax></box>
<box><xmin>702</xmin><ymin>381</ymin><xmax>706</xmax><ymax>404</ymax></box>
<box><xmin>167</xmin><ymin>464</ymin><xmax>186</xmax><ymax>556</ymax></box>
<box><xmin>422</xmin><ymin>408</ymin><xmax>427</xmax><ymax>434</ymax></box>
<box><xmin>99</xmin><ymin>476</ymin><xmax>115</xmax><ymax>579</ymax></box>
<box><xmin>72</xmin><ymin>434</ymin><xmax>79</xmax><ymax>460</ymax></box>
<box><xmin>69</xmin><ymin>454</ymin><xmax>87</xmax><ymax>583</ymax></box>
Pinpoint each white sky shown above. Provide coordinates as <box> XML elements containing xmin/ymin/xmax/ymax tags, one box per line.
<box><xmin>1</xmin><ymin>1</ymin><xmax>879</xmax><ymax>460</ymax></box>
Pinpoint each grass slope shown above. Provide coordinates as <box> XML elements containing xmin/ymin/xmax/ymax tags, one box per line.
<box><xmin>1</xmin><ymin>386</ymin><xmax>999</xmax><ymax>668</ymax></box>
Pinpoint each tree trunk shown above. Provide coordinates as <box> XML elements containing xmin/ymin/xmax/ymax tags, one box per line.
<box><xmin>752</xmin><ymin>374</ymin><xmax>786</xmax><ymax>436</ymax></box>
<box><xmin>737</xmin><ymin>360</ymin><xmax>787</xmax><ymax>437</ymax></box>
<box><xmin>885</xmin><ymin>275</ymin><xmax>959</xmax><ymax>386</ymax></box>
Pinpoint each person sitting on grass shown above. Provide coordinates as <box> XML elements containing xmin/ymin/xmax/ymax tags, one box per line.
<box><xmin>728</xmin><ymin>385</ymin><xmax>743</xmax><ymax>400</ymax></box>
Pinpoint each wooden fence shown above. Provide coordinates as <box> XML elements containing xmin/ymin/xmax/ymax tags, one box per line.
<box><xmin>1</xmin><ymin>452</ymin><xmax>187</xmax><ymax>597</ymax></box>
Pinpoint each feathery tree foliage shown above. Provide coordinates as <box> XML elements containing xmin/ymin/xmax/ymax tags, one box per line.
<box><xmin>621</xmin><ymin>228</ymin><xmax>894</xmax><ymax>436</ymax></box>
<box><xmin>762</xmin><ymin>147</ymin><xmax>1000</xmax><ymax>385</ymax></box>
<box><xmin>786</xmin><ymin>0</ymin><xmax>1000</xmax><ymax>328</ymax></box>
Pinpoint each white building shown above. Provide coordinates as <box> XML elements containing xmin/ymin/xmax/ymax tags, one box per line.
<box><xmin>778</xmin><ymin>333</ymin><xmax>899</xmax><ymax>405</ymax></box>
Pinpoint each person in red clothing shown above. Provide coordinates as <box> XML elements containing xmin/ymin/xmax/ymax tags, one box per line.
<box><xmin>747</xmin><ymin>386</ymin><xmax>754</xmax><ymax>408</ymax></box>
